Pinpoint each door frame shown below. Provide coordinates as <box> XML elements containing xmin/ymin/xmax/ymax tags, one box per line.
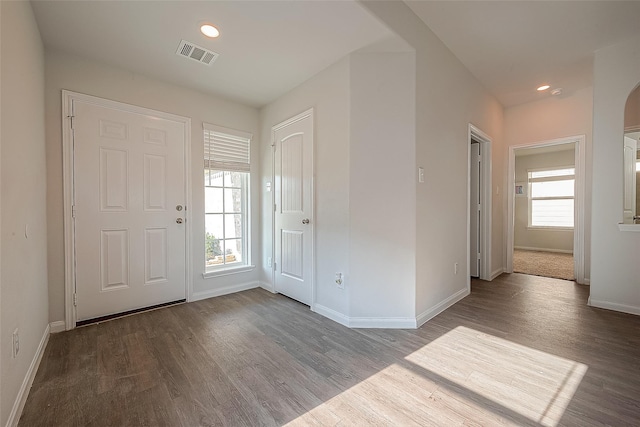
<box><xmin>62</xmin><ymin>90</ymin><xmax>192</xmax><ymax>330</ymax></box>
<box><xmin>506</xmin><ymin>135</ymin><xmax>586</xmax><ymax>284</ymax></box>
<box><xmin>467</xmin><ymin>124</ymin><xmax>493</xmax><ymax>285</ymax></box>
<box><xmin>270</xmin><ymin>108</ymin><xmax>315</xmax><ymax>309</ymax></box>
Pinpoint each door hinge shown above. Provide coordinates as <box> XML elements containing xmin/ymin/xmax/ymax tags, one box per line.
<box><xmin>72</xmin><ymin>205</ymin><xmax>76</xmax><ymax>218</ymax></box>
<box><xmin>73</xmin><ymin>293</ymin><xmax>78</xmax><ymax>306</ymax></box>
<box><xmin>477</xmin><ymin>203</ymin><xmax>481</xmax><ymax>212</ymax></box>
<box><xmin>477</xmin><ymin>253</ymin><xmax>481</xmax><ymax>260</ymax></box>
<box><xmin>274</xmin><ymin>203</ymin><xmax>277</xmax><ymax>212</ymax></box>
<box><xmin>274</xmin><ymin>262</ymin><xmax>276</xmax><ymax>270</ymax></box>
<box><xmin>68</xmin><ymin>115</ymin><xmax>75</xmax><ymax>129</ymax></box>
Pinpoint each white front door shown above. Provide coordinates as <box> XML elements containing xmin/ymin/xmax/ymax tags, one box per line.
<box><xmin>273</xmin><ymin>110</ymin><xmax>313</xmax><ymax>305</ymax></box>
<box><xmin>73</xmin><ymin>99</ymin><xmax>187</xmax><ymax>322</ymax></box>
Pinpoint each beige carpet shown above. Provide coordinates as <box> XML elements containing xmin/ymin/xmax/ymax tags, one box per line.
<box><xmin>513</xmin><ymin>249</ymin><xmax>575</xmax><ymax>281</ymax></box>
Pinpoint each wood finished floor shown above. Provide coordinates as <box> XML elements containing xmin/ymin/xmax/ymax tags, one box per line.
<box><xmin>20</xmin><ymin>274</ymin><xmax>640</xmax><ymax>426</ymax></box>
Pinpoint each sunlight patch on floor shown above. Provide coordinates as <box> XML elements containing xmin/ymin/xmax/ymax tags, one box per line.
<box><xmin>286</xmin><ymin>326</ymin><xmax>587</xmax><ymax>426</ymax></box>
<box><xmin>285</xmin><ymin>362</ymin><xmax>447</xmax><ymax>426</ymax></box>
<box><xmin>404</xmin><ymin>326</ymin><xmax>588</xmax><ymax>426</ymax></box>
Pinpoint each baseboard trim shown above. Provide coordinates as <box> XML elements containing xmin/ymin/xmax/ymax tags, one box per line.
<box><xmin>583</xmin><ymin>278</ymin><xmax>590</xmax><ymax>285</ymax></box>
<box><xmin>6</xmin><ymin>323</ymin><xmax>50</xmax><ymax>427</ymax></box>
<box><xmin>416</xmin><ymin>288</ymin><xmax>469</xmax><ymax>328</ymax></box>
<box><xmin>191</xmin><ymin>281</ymin><xmax>259</xmax><ymax>302</ymax></box>
<box><xmin>514</xmin><ymin>246</ymin><xmax>573</xmax><ymax>254</ymax></box>
<box><xmin>588</xmin><ymin>298</ymin><xmax>640</xmax><ymax>316</ymax></box>
<box><xmin>313</xmin><ymin>304</ymin><xmax>350</xmax><ymax>327</ymax></box>
<box><xmin>314</xmin><ymin>290</ymin><xmax>470</xmax><ymax>330</ymax></box>
<box><xmin>49</xmin><ymin>321</ymin><xmax>66</xmax><ymax>333</ymax></box>
<box><xmin>259</xmin><ymin>282</ymin><xmax>275</xmax><ymax>293</ymax></box>
<box><xmin>490</xmin><ymin>268</ymin><xmax>504</xmax><ymax>281</ymax></box>
<box><xmin>349</xmin><ymin>317</ymin><xmax>417</xmax><ymax>329</ymax></box>
<box><xmin>313</xmin><ymin>305</ymin><xmax>417</xmax><ymax>329</ymax></box>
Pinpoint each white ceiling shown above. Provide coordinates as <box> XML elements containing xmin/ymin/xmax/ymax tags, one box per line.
<box><xmin>406</xmin><ymin>0</ymin><xmax>640</xmax><ymax>107</ymax></box>
<box><xmin>30</xmin><ymin>1</ymin><xmax>640</xmax><ymax>110</ymax></box>
<box><xmin>31</xmin><ymin>0</ymin><xmax>391</xmax><ymax>108</ymax></box>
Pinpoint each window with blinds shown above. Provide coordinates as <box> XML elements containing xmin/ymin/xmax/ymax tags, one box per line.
<box><xmin>203</xmin><ymin>123</ymin><xmax>251</xmax><ymax>172</ymax></box>
<box><xmin>528</xmin><ymin>167</ymin><xmax>575</xmax><ymax>228</ymax></box>
<box><xmin>203</xmin><ymin>123</ymin><xmax>252</xmax><ymax>272</ymax></box>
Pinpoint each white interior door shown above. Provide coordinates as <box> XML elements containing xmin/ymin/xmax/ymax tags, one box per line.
<box><xmin>273</xmin><ymin>111</ymin><xmax>313</xmax><ymax>305</ymax></box>
<box><xmin>73</xmin><ymin>100</ymin><xmax>186</xmax><ymax>321</ymax></box>
<box><xmin>623</xmin><ymin>136</ymin><xmax>637</xmax><ymax>222</ymax></box>
<box><xmin>470</xmin><ymin>141</ymin><xmax>481</xmax><ymax>277</ymax></box>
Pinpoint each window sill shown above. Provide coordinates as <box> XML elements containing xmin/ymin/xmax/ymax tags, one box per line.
<box><xmin>203</xmin><ymin>265</ymin><xmax>255</xmax><ymax>279</ymax></box>
<box><xmin>618</xmin><ymin>223</ymin><xmax>640</xmax><ymax>232</ymax></box>
<box><xmin>526</xmin><ymin>226</ymin><xmax>574</xmax><ymax>231</ymax></box>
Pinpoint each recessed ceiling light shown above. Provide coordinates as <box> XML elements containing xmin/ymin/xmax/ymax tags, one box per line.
<box><xmin>537</xmin><ymin>85</ymin><xmax>550</xmax><ymax>91</ymax></box>
<box><xmin>200</xmin><ymin>24</ymin><xmax>219</xmax><ymax>38</ymax></box>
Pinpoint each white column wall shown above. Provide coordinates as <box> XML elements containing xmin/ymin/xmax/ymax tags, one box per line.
<box><xmin>590</xmin><ymin>35</ymin><xmax>640</xmax><ymax>315</ymax></box>
<box><xmin>348</xmin><ymin>51</ymin><xmax>416</xmax><ymax>322</ymax></box>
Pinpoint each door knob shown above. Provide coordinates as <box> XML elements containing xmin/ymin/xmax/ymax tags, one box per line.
<box><xmin>176</xmin><ymin>218</ymin><xmax>183</xmax><ymax>224</ymax></box>
<box><xmin>302</xmin><ymin>218</ymin><xmax>310</xmax><ymax>225</ymax></box>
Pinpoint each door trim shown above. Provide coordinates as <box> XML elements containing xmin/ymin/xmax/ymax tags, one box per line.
<box><xmin>62</xmin><ymin>90</ymin><xmax>192</xmax><ymax>330</ymax></box>
<box><xmin>467</xmin><ymin>124</ymin><xmax>493</xmax><ymax>286</ymax></box>
<box><xmin>270</xmin><ymin>108</ymin><xmax>315</xmax><ymax>310</ymax></box>
<box><xmin>506</xmin><ymin>135</ymin><xmax>586</xmax><ymax>284</ymax></box>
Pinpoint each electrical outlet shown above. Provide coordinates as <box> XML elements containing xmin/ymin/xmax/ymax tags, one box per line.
<box><xmin>335</xmin><ymin>272</ymin><xmax>344</xmax><ymax>289</ymax></box>
<box><xmin>12</xmin><ymin>329</ymin><xmax>19</xmax><ymax>358</ymax></box>
<box><xmin>454</xmin><ymin>263</ymin><xmax>459</xmax><ymax>275</ymax></box>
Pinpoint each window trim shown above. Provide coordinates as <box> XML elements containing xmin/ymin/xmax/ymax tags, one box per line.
<box><xmin>527</xmin><ymin>166</ymin><xmax>575</xmax><ymax>230</ymax></box>
<box><xmin>203</xmin><ymin>123</ymin><xmax>252</xmax><ymax>275</ymax></box>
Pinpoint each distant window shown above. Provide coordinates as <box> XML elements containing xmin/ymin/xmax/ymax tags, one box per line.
<box><xmin>528</xmin><ymin>167</ymin><xmax>575</xmax><ymax>228</ymax></box>
<box><xmin>203</xmin><ymin>124</ymin><xmax>251</xmax><ymax>271</ymax></box>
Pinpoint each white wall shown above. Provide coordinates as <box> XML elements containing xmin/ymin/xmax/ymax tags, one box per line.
<box><xmin>514</xmin><ymin>149</ymin><xmax>575</xmax><ymax>252</ymax></box>
<box><xmin>505</xmin><ymin>86</ymin><xmax>593</xmax><ymax>280</ymax></box>
<box><xmin>1</xmin><ymin>2</ymin><xmax>49</xmax><ymax>424</ymax></box>
<box><xmin>591</xmin><ymin>34</ymin><xmax>640</xmax><ymax>315</ymax></box>
<box><xmin>44</xmin><ymin>50</ymin><xmax>260</xmax><ymax>323</ymax></box>
<box><xmin>349</xmin><ymin>51</ymin><xmax>416</xmax><ymax>321</ymax></box>
<box><xmin>259</xmin><ymin>57</ymin><xmax>351</xmax><ymax>317</ymax></box>
<box><xmin>359</xmin><ymin>1</ymin><xmax>505</xmax><ymax>320</ymax></box>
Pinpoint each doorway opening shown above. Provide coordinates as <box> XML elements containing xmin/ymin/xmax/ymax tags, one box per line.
<box><xmin>507</xmin><ymin>136</ymin><xmax>586</xmax><ymax>283</ymax></box>
<box><xmin>468</xmin><ymin>124</ymin><xmax>493</xmax><ymax>284</ymax></box>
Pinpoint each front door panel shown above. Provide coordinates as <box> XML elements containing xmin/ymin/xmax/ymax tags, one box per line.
<box><xmin>74</xmin><ymin>100</ymin><xmax>186</xmax><ymax>321</ymax></box>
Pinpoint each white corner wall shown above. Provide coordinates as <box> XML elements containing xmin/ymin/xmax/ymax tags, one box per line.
<box><xmin>1</xmin><ymin>2</ymin><xmax>49</xmax><ymax>425</ymax></box>
<box><xmin>591</xmin><ymin>35</ymin><xmax>640</xmax><ymax>315</ymax></box>
<box><xmin>349</xmin><ymin>51</ymin><xmax>416</xmax><ymax>323</ymax></box>
<box><xmin>505</xmin><ymin>86</ymin><xmax>593</xmax><ymax>281</ymax></box>
<box><xmin>259</xmin><ymin>57</ymin><xmax>351</xmax><ymax>318</ymax></box>
<box><xmin>359</xmin><ymin>1</ymin><xmax>505</xmax><ymax>322</ymax></box>
<box><xmin>44</xmin><ymin>50</ymin><xmax>260</xmax><ymax>323</ymax></box>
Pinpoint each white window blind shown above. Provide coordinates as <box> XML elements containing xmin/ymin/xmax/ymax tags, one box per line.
<box><xmin>203</xmin><ymin>123</ymin><xmax>252</xmax><ymax>172</ymax></box>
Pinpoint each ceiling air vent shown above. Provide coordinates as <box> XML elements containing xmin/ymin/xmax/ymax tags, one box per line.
<box><xmin>176</xmin><ymin>40</ymin><xmax>219</xmax><ymax>66</ymax></box>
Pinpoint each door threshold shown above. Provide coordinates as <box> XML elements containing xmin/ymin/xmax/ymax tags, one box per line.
<box><xmin>76</xmin><ymin>299</ymin><xmax>186</xmax><ymax>327</ymax></box>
